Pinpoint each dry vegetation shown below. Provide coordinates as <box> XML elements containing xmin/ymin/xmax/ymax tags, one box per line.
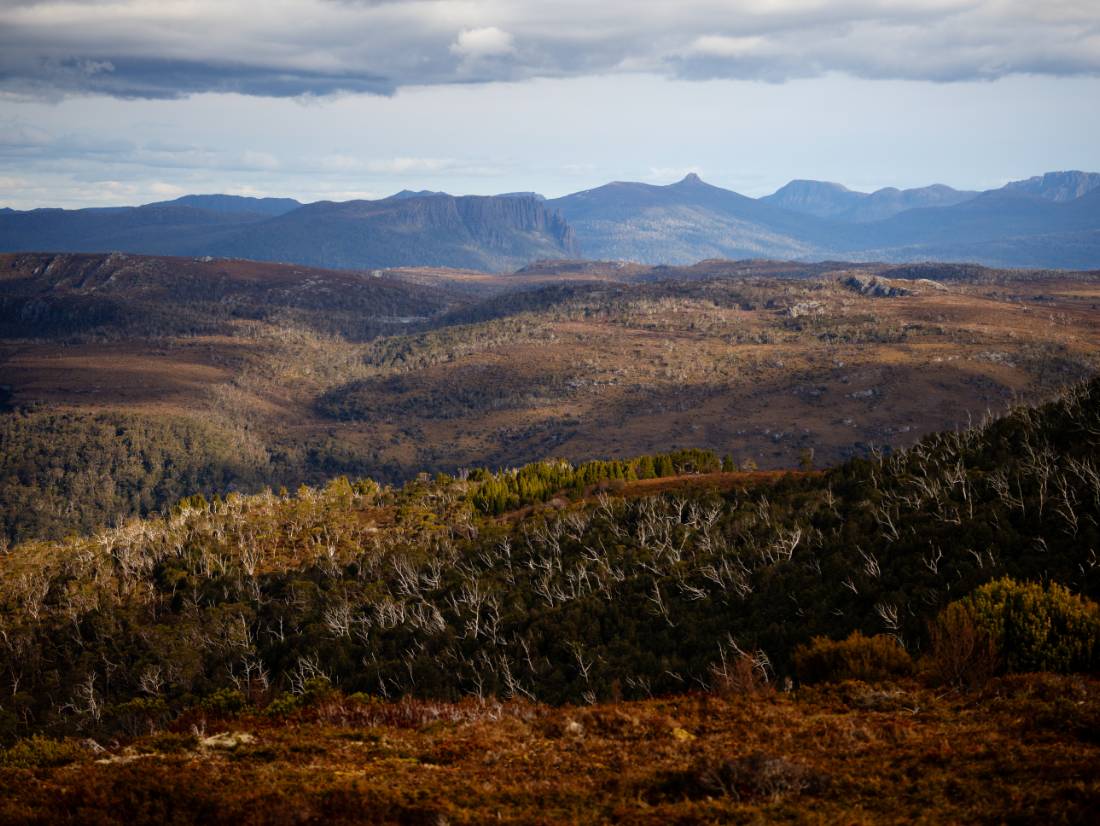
<box><xmin>1</xmin><ymin>677</ymin><xmax>1097</xmax><ymax>824</ymax></box>
<box><xmin>1</xmin><ymin>306</ymin><xmax>1099</xmax><ymax>822</ymax></box>
<box><xmin>3</xmin><ymin>251</ymin><xmax>1100</xmax><ymax>542</ymax></box>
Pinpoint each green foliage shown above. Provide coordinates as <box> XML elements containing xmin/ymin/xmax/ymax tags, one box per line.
<box><xmin>0</xmin><ymin>377</ymin><xmax>1099</xmax><ymax>740</ymax></box>
<box><xmin>264</xmin><ymin>694</ymin><xmax>302</xmax><ymax>719</ymax></box>
<box><xmin>792</xmin><ymin>632</ymin><xmax>913</xmax><ymax>685</ymax></box>
<box><xmin>300</xmin><ymin>677</ymin><xmax>339</xmax><ymax>707</ymax></box>
<box><xmin>470</xmin><ymin>449</ymin><xmax>720</xmax><ymax>514</ymax></box>
<box><xmin>106</xmin><ymin>698</ymin><xmax>172</xmax><ymax>737</ymax></box>
<box><xmin>965</xmin><ymin>578</ymin><xmax>1099</xmax><ymax>674</ymax></box>
<box><xmin>0</xmin><ymin>410</ymin><xmax>270</xmax><ymax>544</ymax></box>
<box><xmin>201</xmin><ymin>689</ymin><xmax>248</xmax><ymax>717</ymax></box>
<box><xmin>0</xmin><ymin>736</ymin><xmax>86</xmax><ymax>769</ymax></box>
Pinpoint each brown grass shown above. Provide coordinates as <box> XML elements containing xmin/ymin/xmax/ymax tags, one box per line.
<box><xmin>2</xmin><ymin>677</ymin><xmax>1096</xmax><ymax>824</ymax></box>
<box><xmin>5</xmin><ymin>265</ymin><xmax>1099</xmax><ymax>482</ymax></box>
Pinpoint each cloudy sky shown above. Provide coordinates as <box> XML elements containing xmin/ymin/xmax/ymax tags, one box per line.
<box><xmin>1</xmin><ymin>0</ymin><xmax>1099</xmax><ymax>208</ymax></box>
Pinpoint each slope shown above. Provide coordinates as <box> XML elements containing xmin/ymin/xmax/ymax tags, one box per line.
<box><xmin>207</xmin><ymin>193</ymin><xmax>578</xmax><ymax>272</ymax></box>
<box><xmin>761</xmin><ymin>180</ymin><xmax>978</xmax><ymax>221</ymax></box>
<box><xmin>0</xmin><ymin>194</ymin><xmax>578</xmax><ymax>273</ymax></box>
<box><xmin>548</xmin><ymin>173</ymin><xmax>838</xmax><ymax>263</ymax></box>
<box><xmin>0</xmin><ymin>374</ymin><xmax>1096</xmax><ymax>737</ymax></box>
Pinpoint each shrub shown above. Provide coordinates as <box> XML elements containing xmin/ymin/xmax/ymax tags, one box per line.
<box><xmin>792</xmin><ymin>632</ymin><xmax>913</xmax><ymax>685</ymax></box>
<box><xmin>201</xmin><ymin>688</ymin><xmax>248</xmax><ymax>717</ymax></box>
<box><xmin>646</xmin><ymin>751</ymin><xmax>827</xmax><ymax>803</ymax></box>
<box><xmin>263</xmin><ymin>693</ymin><xmax>301</xmax><ymax>718</ymax></box>
<box><xmin>710</xmin><ymin>653</ymin><xmax>774</xmax><ymax>697</ymax></box>
<box><xmin>966</xmin><ymin>578</ymin><xmax>1099</xmax><ymax>674</ymax></box>
<box><xmin>0</xmin><ymin>736</ymin><xmax>87</xmax><ymax>769</ymax></box>
<box><xmin>925</xmin><ymin>601</ymin><xmax>1000</xmax><ymax>690</ymax></box>
<box><xmin>106</xmin><ymin>697</ymin><xmax>171</xmax><ymax>737</ymax></box>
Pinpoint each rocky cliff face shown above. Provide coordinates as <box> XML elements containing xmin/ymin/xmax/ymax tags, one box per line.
<box><xmin>1003</xmin><ymin>171</ymin><xmax>1100</xmax><ymax>202</ymax></box>
<box><xmin>212</xmin><ymin>193</ymin><xmax>578</xmax><ymax>272</ymax></box>
<box><xmin>454</xmin><ymin>195</ymin><xmax>577</xmax><ymax>256</ymax></box>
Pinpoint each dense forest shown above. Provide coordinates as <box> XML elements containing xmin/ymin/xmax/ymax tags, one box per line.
<box><xmin>0</xmin><ymin>377</ymin><xmax>1097</xmax><ymax>744</ymax></box>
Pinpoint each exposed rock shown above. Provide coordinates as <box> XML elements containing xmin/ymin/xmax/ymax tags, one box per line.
<box><xmin>786</xmin><ymin>300</ymin><xmax>823</xmax><ymax>318</ymax></box>
<box><xmin>841</xmin><ymin>274</ymin><xmax>913</xmax><ymax>298</ymax></box>
<box><xmin>201</xmin><ymin>731</ymin><xmax>256</xmax><ymax>750</ymax></box>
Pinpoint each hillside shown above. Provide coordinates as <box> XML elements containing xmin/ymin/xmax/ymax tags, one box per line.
<box><xmin>0</xmin><ymin>194</ymin><xmax>578</xmax><ymax>273</ymax></box>
<box><xmin>206</xmin><ymin>194</ymin><xmax>578</xmax><ymax>272</ymax></box>
<box><xmin>1</xmin><ymin>261</ymin><xmax>1098</xmax><ymax>821</ymax></box>
<box><xmin>0</xmin><ymin>375</ymin><xmax>1096</xmax><ymax>731</ymax></box>
<box><xmin>548</xmin><ymin>173</ymin><xmax>832</xmax><ymax>262</ymax></box>
<box><xmin>0</xmin><ymin>252</ymin><xmax>457</xmax><ymax>339</ymax></box>
<box><xmin>3</xmin><ymin>252</ymin><xmax>1099</xmax><ymax>545</ymax></box>
<box><xmin>548</xmin><ymin>172</ymin><xmax>1100</xmax><ymax>268</ymax></box>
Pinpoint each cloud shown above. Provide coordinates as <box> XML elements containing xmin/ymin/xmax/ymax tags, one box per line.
<box><xmin>0</xmin><ymin>1</ymin><xmax>1097</xmax><ymax>100</ymax></box>
<box><xmin>451</xmin><ymin>27</ymin><xmax>515</xmax><ymax>60</ymax></box>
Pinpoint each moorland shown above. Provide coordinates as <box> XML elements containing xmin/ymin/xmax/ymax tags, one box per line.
<box><xmin>2</xmin><ymin>251</ymin><xmax>1098</xmax><ymax>546</ymax></box>
<box><xmin>1</xmin><ymin>246</ymin><xmax>1099</xmax><ymax>823</ymax></box>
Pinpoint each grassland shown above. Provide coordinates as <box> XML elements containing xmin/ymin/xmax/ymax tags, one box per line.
<box><xmin>2</xmin><ymin>676</ymin><xmax>1096</xmax><ymax>824</ymax></box>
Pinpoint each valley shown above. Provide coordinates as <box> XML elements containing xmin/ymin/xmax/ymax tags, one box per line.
<box><xmin>2</xmin><ymin>251</ymin><xmax>1098</xmax><ymax>544</ymax></box>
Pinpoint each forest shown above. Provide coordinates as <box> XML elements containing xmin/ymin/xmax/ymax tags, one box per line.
<box><xmin>0</xmin><ymin>376</ymin><xmax>1096</xmax><ymax>746</ymax></box>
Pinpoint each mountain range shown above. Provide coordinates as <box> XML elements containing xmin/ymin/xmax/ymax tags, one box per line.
<box><xmin>1</xmin><ymin>170</ymin><xmax>1098</xmax><ymax>271</ymax></box>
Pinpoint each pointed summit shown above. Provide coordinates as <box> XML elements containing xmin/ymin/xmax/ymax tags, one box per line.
<box><xmin>678</xmin><ymin>172</ymin><xmax>703</xmax><ymax>185</ymax></box>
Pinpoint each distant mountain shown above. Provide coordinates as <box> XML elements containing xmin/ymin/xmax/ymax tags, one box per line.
<box><xmin>762</xmin><ymin>180</ymin><xmax>978</xmax><ymax>221</ymax></box>
<box><xmin>205</xmin><ymin>194</ymin><xmax>577</xmax><ymax>272</ymax></box>
<box><xmin>0</xmin><ymin>193</ymin><xmax>577</xmax><ymax>272</ymax></box>
<box><xmin>498</xmin><ymin>191</ymin><xmax>546</xmax><ymax>201</ymax></box>
<box><xmin>550</xmin><ymin>171</ymin><xmax>1100</xmax><ymax>268</ymax></box>
<box><xmin>387</xmin><ymin>189</ymin><xmax>449</xmax><ymax>201</ymax></box>
<box><xmin>758</xmin><ymin>180</ymin><xmax>867</xmax><ymax>219</ymax></box>
<box><xmin>831</xmin><ymin>187</ymin><xmax>1100</xmax><ymax>269</ymax></box>
<box><xmin>152</xmin><ymin>194</ymin><xmax>303</xmax><ymax>216</ymax></box>
<box><xmin>1</xmin><ymin>170</ymin><xmax>1098</xmax><ymax>270</ymax></box>
<box><xmin>0</xmin><ymin>203</ymin><xmax>263</xmax><ymax>256</ymax></box>
<box><xmin>548</xmin><ymin>173</ymin><xmax>832</xmax><ymax>263</ymax></box>
<box><xmin>1002</xmin><ymin>171</ymin><xmax>1100</xmax><ymax>203</ymax></box>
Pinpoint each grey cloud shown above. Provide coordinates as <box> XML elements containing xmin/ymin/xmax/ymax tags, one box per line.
<box><xmin>0</xmin><ymin>1</ymin><xmax>1097</xmax><ymax>100</ymax></box>
<box><xmin>1</xmin><ymin>57</ymin><xmax>396</xmax><ymax>100</ymax></box>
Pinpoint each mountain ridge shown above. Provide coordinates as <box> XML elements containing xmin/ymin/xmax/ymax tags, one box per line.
<box><xmin>1</xmin><ymin>169</ymin><xmax>1097</xmax><ymax>270</ymax></box>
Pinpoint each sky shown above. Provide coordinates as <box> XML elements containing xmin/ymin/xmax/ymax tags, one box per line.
<box><xmin>1</xmin><ymin>0</ymin><xmax>1099</xmax><ymax>209</ymax></box>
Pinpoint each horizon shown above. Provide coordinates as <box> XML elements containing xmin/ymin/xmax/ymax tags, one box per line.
<box><xmin>2</xmin><ymin>2</ymin><xmax>1100</xmax><ymax>210</ymax></box>
<box><xmin>5</xmin><ymin>165</ymin><xmax>1098</xmax><ymax>213</ymax></box>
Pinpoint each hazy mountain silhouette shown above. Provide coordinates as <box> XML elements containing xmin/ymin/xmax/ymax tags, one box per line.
<box><xmin>1</xmin><ymin>170</ymin><xmax>1097</xmax><ymax>270</ymax></box>
<box><xmin>150</xmin><ymin>194</ymin><xmax>303</xmax><ymax>216</ymax></box>
<box><xmin>547</xmin><ymin>173</ymin><xmax>835</xmax><ymax>262</ymax></box>
<box><xmin>0</xmin><ymin>193</ymin><xmax>577</xmax><ymax>272</ymax></box>
<box><xmin>549</xmin><ymin>172</ymin><xmax>1100</xmax><ymax>268</ymax></box>
<box><xmin>762</xmin><ymin>180</ymin><xmax>978</xmax><ymax>221</ymax></box>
